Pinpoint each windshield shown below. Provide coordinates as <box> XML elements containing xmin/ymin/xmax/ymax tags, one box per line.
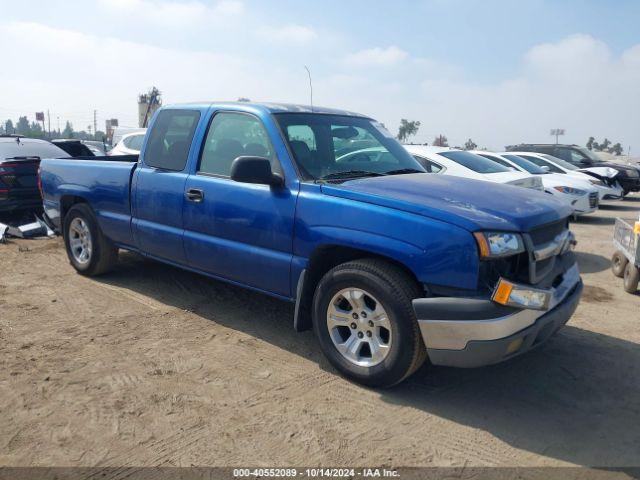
<box><xmin>576</xmin><ymin>147</ymin><xmax>603</xmax><ymax>162</ymax></box>
<box><xmin>541</xmin><ymin>154</ymin><xmax>578</xmax><ymax>171</ymax></box>
<box><xmin>502</xmin><ymin>154</ymin><xmax>546</xmax><ymax>174</ymax></box>
<box><xmin>274</xmin><ymin>113</ymin><xmax>425</xmax><ymax>180</ymax></box>
<box><xmin>0</xmin><ymin>139</ymin><xmax>70</xmax><ymax>160</ymax></box>
<box><xmin>438</xmin><ymin>150</ymin><xmax>511</xmax><ymax>174</ymax></box>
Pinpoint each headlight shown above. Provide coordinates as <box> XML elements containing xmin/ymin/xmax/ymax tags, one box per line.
<box><xmin>473</xmin><ymin>231</ymin><xmax>525</xmax><ymax>259</ymax></box>
<box><xmin>493</xmin><ymin>278</ymin><xmax>550</xmax><ymax>310</ymax></box>
<box><xmin>553</xmin><ymin>186</ymin><xmax>587</xmax><ymax>196</ymax></box>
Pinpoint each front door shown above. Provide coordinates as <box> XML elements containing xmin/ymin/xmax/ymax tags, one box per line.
<box><xmin>182</xmin><ymin>111</ymin><xmax>296</xmax><ymax>297</ymax></box>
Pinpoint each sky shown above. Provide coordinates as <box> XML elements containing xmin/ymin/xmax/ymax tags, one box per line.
<box><xmin>0</xmin><ymin>0</ymin><xmax>639</xmax><ymax>152</ymax></box>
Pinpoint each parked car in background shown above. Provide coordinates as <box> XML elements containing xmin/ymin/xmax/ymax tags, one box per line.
<box><xmin>508</xmin><ymin>151</ymin><xmax>623</xmax><ymax>200</ymax></box>
<box><xmin>473</xmin><ymin>151</ymin><xmax>599</xmax><ymax>216</ymax></box>
<box><xmin>405</xmin><ymin>145</ymin><xmax>544</xmax><ymax>191</ymax></box>
<box><xmin>82</xmin><ymin>140</ymin><xmax>108</xmax><ymax>156</ymax></box>
<box><xmin>52</xmin><ymin>139</ymin><xmax>97</xmax><ymax>157</ymax></box>
<box><xmin>0</xmin><ymin>135</ymin><xmax>70</xmax><ymax>214</ymax></box>
<box><xmin>40</xmin><ymin>102</ymin><xmax>582</xmax><ymax>387</ymax></box>
<box><xmin>111</xmin><ymin>127</ymin><xmax>147</xmax><ymax>147</ymax></box>
<box><xmin>108</xmin><ymin>131</ymin><xmax>146</xmax><ymax>156</ymax></box>
<box><xmin>505</xmin><ymin>144</ymin><xmax>640</xmax><ymax>196</ymax></box>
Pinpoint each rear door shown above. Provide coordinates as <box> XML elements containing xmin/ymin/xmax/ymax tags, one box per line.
<box><xmin>182</xmin><ymin>110</ymin><xmax>296</xmax><ymax>297</ymax></box>
<box><xmin>132</xmin><ymin>109</ymin><xmax>201</xmax><ymax>264</ymax></box>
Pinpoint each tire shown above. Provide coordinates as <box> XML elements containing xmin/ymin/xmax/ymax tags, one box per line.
<box><xmin>623</xmin><ymin>262</ymin><xmax>640</xmax><ymax>294</ymax></box>
<box><xmin>312</xmin><ymin>258</ymin><xmax>426</xmax><ymax>388</ymax></box>
<box><xmin>63</xmin><ymin>203</ymin><xmax>118</xmax><ymax>276</ymax></box>
<box><xmin>611</xmin><ymin>251</ymin><xmax>628</xmax><ymax>278</ymax></box>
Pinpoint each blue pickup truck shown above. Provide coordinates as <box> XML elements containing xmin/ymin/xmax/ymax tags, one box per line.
<box><xmin>40</xmin><ymin>102</ymin><xmax>583</xmax><ymax>387</ymax></box>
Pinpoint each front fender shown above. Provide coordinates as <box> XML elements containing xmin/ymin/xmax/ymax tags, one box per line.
<box><xmin>293</xmin><ymin>185</ymin><xmax>479</xmax><ymax>292</ymax></box>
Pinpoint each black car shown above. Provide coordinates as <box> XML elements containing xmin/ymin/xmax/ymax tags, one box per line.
<box><xmin>51</xmin><ymin>139</ymin><xmax>99</xmax><ymax>157</ymax></box>
<box><xmin>505</xmin><ymin>143</ymin><xmax>640</xmax><ymax>195</ymax></box>
<box><xmin>0</xmin><ymin>136</ymin><xmax>70</xmax><ymax>214</ymax></box>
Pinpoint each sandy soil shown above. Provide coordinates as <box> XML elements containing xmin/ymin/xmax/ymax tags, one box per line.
<box><xmin>1</xmin><ymin>196</ymin><xmax>639</xmax><ymax>468</ymax></box>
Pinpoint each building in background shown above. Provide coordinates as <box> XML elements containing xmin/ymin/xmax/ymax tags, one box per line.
<box><xmin>105</xmin><ymin>118</ymin><xmax>119</xmax><ymax>144</ymax></box>
<box><xmin>138</xmin><ymin>87</ymin><xmax>162</xmax><ymax>128</ymax></box>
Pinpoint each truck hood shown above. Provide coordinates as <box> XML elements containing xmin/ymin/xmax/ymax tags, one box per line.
<box><xmin>321</xmin><ymin>174</ymin><xmax>572</xmax><ymax>232</ymax></box>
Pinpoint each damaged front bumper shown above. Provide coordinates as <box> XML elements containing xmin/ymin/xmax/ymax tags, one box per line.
<box><xmin>413</xmin><ymin>262</ymin><xmax>582</xmax><ymax>368</ymax></box>
<box><xmin>596</xmin><ymin>183</ymin><xmax>624</xmax><ymax>200</ymax></box>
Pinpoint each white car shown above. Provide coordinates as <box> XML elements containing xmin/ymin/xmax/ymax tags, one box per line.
<box><xmin>108</xmin><ymin>131</ymin><xmax>146</xmax><ymax>156</ymax></box>
<box><xmin>473</xmin><ymin>151</ymin><xmax>599</xmax><ymax>216</ymax></box>
<box><xmin>404</xmin><ymin>145</ymin><xmax>544</xmax><ymax>191</ymax></box>
<box><xmin>507</xmin><ymin>151</ymin><xmax>623</xmax><ymax>200</ymax></box>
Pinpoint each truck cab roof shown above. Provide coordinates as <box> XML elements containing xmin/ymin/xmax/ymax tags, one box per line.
<box><xmin>171</xmin><ymin>101</ymin><xmax>369</xmax><ymax>118</ymax></box>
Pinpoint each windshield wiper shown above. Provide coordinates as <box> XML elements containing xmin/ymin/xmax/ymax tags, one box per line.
<box><xmin>385</xmin><ymin>168</ymin><xmax>425</xmax><ymax>175</ymax></box>
<box><xmin>320</xmin><ymin>170</ymin><xmax>386</xmax><ymax>180</ymax></box>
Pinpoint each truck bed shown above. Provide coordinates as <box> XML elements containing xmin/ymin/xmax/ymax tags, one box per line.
<box><xmin>40</xmin><ymin>157</ymin><xmax>139</xmax><ymax>246</ymax></box>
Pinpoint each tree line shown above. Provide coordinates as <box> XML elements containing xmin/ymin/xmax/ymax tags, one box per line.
<box><xmin>1</xmin><ymin>116</ymin><xmax>105</xmax><ymax>141</ymax></box>
<box><xmin>396</xmin><ymin>118</ymin><xmax>478</xmax><ymax>150</ymax></box>
<box><xmin>397</xmin><ymin>119</ymin><xmax>627</xmax><ymax>156</ymax></box>
<box><xmin>586</xmin><ymin>137</ymin><xmax>624</xmax><ymax>156</ymax></box>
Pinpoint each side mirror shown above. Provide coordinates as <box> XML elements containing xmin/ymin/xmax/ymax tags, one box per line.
<box><xmin>540</xmin><ymin>165</ymin><xmax>550</xmax><ymax>172</ymax></box>
<box><xmin>230</xmin><ymin>156</ymin><xmax>283</xmax><ymax>186</ymax></box>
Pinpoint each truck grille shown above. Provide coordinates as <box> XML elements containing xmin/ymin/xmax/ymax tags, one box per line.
<box><xmin>528</xmin><ymin>219</ymin><xmax>567</xmax><ymax>245</ymax></box>
<box><xmin>589</xmin><ymin>192</ymin><xmax>598</xmax><ymax>209</ymax></box>
<box><xmin>523</xmin><ymin>219</ymin><xmax>571</xmax><ymax>285</ymax></box>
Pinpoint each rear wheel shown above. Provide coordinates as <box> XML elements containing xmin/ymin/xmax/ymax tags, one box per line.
<box><xmin>611</xmin><ymin>251</ymin><xmax>628</xmax><ymax>278</ymax></box>
<box><xmin>312</xmin><ymin>259</ymin><xmax>426</xmax><ymax>388</ymax></box>
<box><xmin>63</xmin><ymin>204</ymin><xmax>118</xmax><ymax>276</ymax></box>
<box><xmin>623</xmin><ymin>262</ymin><xmax>639</xmax><ymax>294</ymax></box>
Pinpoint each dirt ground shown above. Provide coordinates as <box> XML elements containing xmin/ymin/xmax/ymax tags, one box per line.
<box><xmin>1</xmin><ymin>196</ymin><xmax>639</xmax><ymax>468</ymax></box>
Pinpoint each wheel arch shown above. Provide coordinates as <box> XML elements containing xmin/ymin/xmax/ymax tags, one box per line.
<box><xmin>60</xmin><ymin>195</ymin><xmax>90</xmax><ymax>227</ymax></box>
<box><xmin>293</xmin><ymin>244</ymin><xmax>421</xmax><ymax>332</ymax></box>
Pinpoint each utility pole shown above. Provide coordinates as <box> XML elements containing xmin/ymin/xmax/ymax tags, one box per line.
<box><xmin>93</xmin><ymin>110</ymin><xmax>97</xmax><ymax>140</ymax></box>
<box><xmin>47</xmin><ymin>110</ymin><xmax>51</xmax><ymax>138</ymax></box>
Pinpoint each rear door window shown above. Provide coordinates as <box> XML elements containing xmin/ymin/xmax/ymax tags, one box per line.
<box><xmin>478</xmin><ymin>154</ymin><xmax>514</xmax><ymax>169</ymax></box>
<box><xmin>144</xmin><ymin>109</ymin><xmax>201</xmax><ymax>170</ymax></box>
<box><xmin>518</xmin><ymin>154</ymin><xmax>563</xmax><ymax>173</ymax></box>
<box><xmin>438</xmin><ymin>151</ymin><xmax>510</xmax><ymax>174</ymax></box>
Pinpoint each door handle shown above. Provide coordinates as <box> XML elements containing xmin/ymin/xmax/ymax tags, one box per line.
<box><xmin>185</xmin><ymin>188</ymin><xmax>204</xmax><ymax>203</ymax></box>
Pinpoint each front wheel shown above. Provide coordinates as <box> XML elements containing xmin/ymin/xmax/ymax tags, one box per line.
<box><xmin>312</xmin><ymin>259</ymin><xmax>426</xmax><ymax>388</ymax></box>
<box><xmin>63</xmin><ymin>204</ymin><xmax>118</xmax><ymax>276</ymax></box>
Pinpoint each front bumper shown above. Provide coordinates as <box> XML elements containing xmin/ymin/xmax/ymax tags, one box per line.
<box><xmin>572</xmin><ymin>192</ymin><xmax>598</xmax><ymax>214</ymax></box>
<box><xmin>596</xmin><ymin>184</ymin><xmax>624</xmax><ymax>200</ymax></box>
<box><xmin>619</xmin><ymin>176</ymin><xmax>640</xmax><ymax>193</ymax></box>
<box><xmin>413</xmin><ymin>262</ymin><xmax>582</xmax><ymax>368</ymax></box>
